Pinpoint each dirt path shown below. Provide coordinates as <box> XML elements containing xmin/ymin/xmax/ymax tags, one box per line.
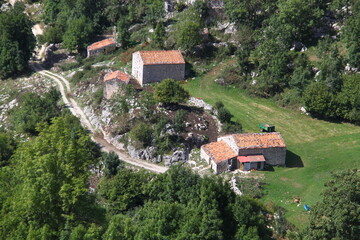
<box><xmin>30</xmin><ymin>62</ymin><xmax>168</xmax><ymax>174</ymax></box>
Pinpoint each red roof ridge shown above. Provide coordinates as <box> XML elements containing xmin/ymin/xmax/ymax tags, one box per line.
<box><xmin>202</xmin><ymin>140</ymin><xmax>237</xmax><ymax>163</ymax></box>
<box><xmin>135</xmin><ymin>50</ymin><xmax>185</xmax><ymax>65</ymax></box>
<box><xmin>88</xmin><ymin>38</ymin><xmax>116</xmax><ymax>51</ymax></box>
<box><xmin>104</xmin><ymin>70</ymin><xmax>130</xmax><ymax>82</ymax></box>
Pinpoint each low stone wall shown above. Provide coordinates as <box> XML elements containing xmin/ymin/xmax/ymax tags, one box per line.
<box><xmin>238</xmin><ymin>147</ymin><xmax>286</xmax><ymax>166</ymax></box>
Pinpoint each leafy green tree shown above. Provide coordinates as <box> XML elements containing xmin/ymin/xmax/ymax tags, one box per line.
<box><xmin>98</xmin><ymin>169</ymin><xmax>152</xmax><ymax>214</ymax></box>
<box><xmin>306</xmin><ymin>169</ymin><xmax>360</xmax><ymax>240</ymax></box>
<box><xmin>173</xmin><ymin>109</ymin><xmax>187</xmax><ymax>132</ymax></box>
<box><xmin>153</xmin><ymin>21</ymin><xmax>166</xmax><ymax>48</ymax></box>
<box><xmin>102</xmin><ymin>151</ymin><xmax>123</xmax><ymax>177</ymax></box>
<box><xmin>0</xmin><ymin>115</ymin><xmax>102</xmax><ymax>239</ymax></box>
<box><xmin>0</xmin><ymin>3</ymin><xmax>35</xmax><ymax>78</ymax></box>
<box><xmin>316</xmin><ymin>38</ymin><xmax>344</xmax><ymax>93</ymax></box>
<box><xmin>218</xmin><ymin>107</ymin><xmax>233</xmax><ymax>123</ymax></box>
<box><xmin>224</xmin><ymin>0</ymin><xmax>277</xmax><ymax>28</ymax></box>
<box><xmin>63</xmin><ymin>16</ymin><xmax>93</xmax><ymax>51</ymax></box>
<box><xmin>9</xmin><ymin>88</ymin><xmax>61</xmax><ymax>135</ymax></box>
<box><xmin>342</xmin><ymin>6</ymin><xmax>360</xmax><ymax>68</ymax></box>
<box><xmin>173</xmin><ymin>7</ymin><xmax>203</xmax><ymax>51</ymax></box>
<box><xmin>289</xmin><ymin>54</ymin><xmax>314</xmax><ymax>93</ymax></box>
<box><xmin>146</xmin><ymin>166</ymin><xmax>201</xmax><ymax>204</ymax></box>
<box><xmin>303</xmin><ymin>81</ymin><xmax>339</xmax><ymax>119</ymax></box>
<box><xmin>117</xmin><ymin>18</ymin><xmax>130</xmax><ymax>48</ymax></box>
<box><xmin>143</xmin><ymin>0</ymin><xmax>164</xmax><ymax>23</ymax></box>
<box><xmin>154</xmin><ymin>79</ymin><xmax>190</xmax><ymax>104</ymax></box>
<box><xmin>0</xmin><ymin>131</ymin><xmax>16</xmax><ymax>167</ymax></box>
<box><xmin>337</xmin><ymin>74</ymin><xmax>360</xmax><ymax>122</ymax></box>
<box><xmin>129</xmin><ymin>122</ymin><xmax>153</xmax><ymax>147</ymax></box>
<box><xmin>277</xmin><ymin>0</ymin><xmax>323</xmax><ymax>42</ymax></box>
<box><xmin>102</xmin><ymin>214</ymin><xmax>134</xmax><ymax>240</ymax></box>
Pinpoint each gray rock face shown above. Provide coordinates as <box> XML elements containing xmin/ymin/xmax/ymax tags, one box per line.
<box><xmin>187</xmin><ymin>97</ymin><xmax>214</xmax><ymax>112</ymax></box>
<box><xmin>127</xmin><ymin>145</ymin><xmax>159</xmax><ymax>162</ymax></box>
<box><xmin>164</xmin><ymin>149</ymin><xmax>189</xmax><ymax>166</ymax></box>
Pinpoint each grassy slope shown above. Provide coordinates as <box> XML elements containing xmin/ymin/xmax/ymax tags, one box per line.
<box><xmin>183</xmin><ymin>59</ymin><xmax>360</xmax><ymax>229</ymax></box>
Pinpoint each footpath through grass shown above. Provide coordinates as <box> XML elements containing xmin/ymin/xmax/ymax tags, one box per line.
<box><xmin>183</xmin><ymin>59</ymin><xmax>360</xmax><ymax>229</ymax></box>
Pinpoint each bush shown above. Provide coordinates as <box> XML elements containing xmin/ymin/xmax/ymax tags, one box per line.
<box><xmin>93</xmin><ymin>88</ymin><xmax>103</xmax><ymax>106</ymax></box>
<box><xmin>222</xmin><ymin>121</ymin><xmax>243</xmax><ymax>134</ymax></box>
<box><xmin>173</xmin><ymin>110</ymin><xmax>187</xmax><ymax>132</ymax></box>
<box><xmin>129</xmin><ymin>122</ymin><xmax>153</xmax><ymax>147</ymax></box>
<box><xmin>218</xmin><ymin>107</ymin><xmax>233</xmax><ymax>123</ymax></box>
<box><xmin>60</xmin><ymin>62</ymin><xmax>82</xmax><ymax>71</ymax></box>
<box><xmin>214</xmin><ymin>101</ymin><xmax>224</xmax><ymax>110</ymax></box>
<box><xmin>102</xmin><ymin>151</ymin><xmax>123</xmax><ymax>178</ymax></box>
<box><xmin>9</xmin><ymin>88</ymin><xmax>61</xmax><ymax>135</ymax></box>
<box><xmin>154</xmin><ymin>79</ymin><xmax>190</xmax><ymax>104</ymax></box>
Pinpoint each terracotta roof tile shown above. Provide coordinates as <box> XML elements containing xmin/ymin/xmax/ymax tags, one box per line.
<box><xmin>104</xmin><ymin>71</ymin><xmax>130</xmax><ymax>82</ymax></box>
<box><xmin>202</xmin><ymin>140</ymin><xmax>237</xmax><ymax>163</ymax></box>
<box><xmin>238</xmin><ymin>155</ymin><xmax>266</xmax><ymax>163</ymax></box>
<box><xmin>233</xmin><ymin>132</ymin><xmax>286</xmax><ymax>149</ymax></box>
<box><xmin>137</xmin><ymin>50</ymin><xmax>185</xmax><ymax>65</ymax></box>
<box><xmin>88</xmin><ymin>38</ymin><xmax>116</xmax><ymax>51</ymax></box>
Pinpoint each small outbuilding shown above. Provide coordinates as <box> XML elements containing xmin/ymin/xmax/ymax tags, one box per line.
<box><xmin>200</xmin><ymin>132</ymin><xmax>286</xmax><ymax>174</ymax></box>
<box><xmin>103</xmin><ymin>71</ymin><xmax>131</xmax><ymax>99</ymax></box>
<box><xmin>131</xmin><ymin>50</ymin><xmax>185</xmax><ymax>86</ymax></box>
<box><xmin>87</xmin><ymin>38</ymin><xmax>116</xmax><ymax>58</ymax></box>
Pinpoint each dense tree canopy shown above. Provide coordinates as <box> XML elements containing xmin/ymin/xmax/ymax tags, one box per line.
<box><xmin>0</xmin><ymin>114</ymin><xmax>102</xmax><ymax>239</ymax></box>
<box><xmin>306</xmin><ymin>169</ymin><xmax>360</xmax><ymax>239</ymax></box>
<box><xmin>0</xmin><ymin>3</ymin><xmax>35</xmax><ymax>79</ymax></box>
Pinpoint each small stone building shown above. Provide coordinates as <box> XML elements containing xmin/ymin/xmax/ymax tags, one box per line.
<box><xmin>131</xmin><ymin>50</ymin><xmax>185</xmax><ymax>86</ymax></box>
<box><xmin>200</xmin><ymin>132</ymin><xmax>286</xmax><ymax>174</ymax></box>
<box><xmin>103</xmin><ymin>71</ymin><xmax>131</xmax><ymax>99</ymax></box>
<box><xmin>87</xmin><ymin>38</ymin><xmax>116</xmax><ymax>58</ymax></box>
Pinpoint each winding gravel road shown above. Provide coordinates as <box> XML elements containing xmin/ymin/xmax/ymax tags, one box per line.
<box><xmin>31</xmin><ymin>63</ymin><xmax>168</xmax><ymax>174</ymax></box>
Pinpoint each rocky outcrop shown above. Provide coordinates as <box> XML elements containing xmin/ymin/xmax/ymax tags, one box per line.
<box><xmin>164</xmin><ymin>149</ymin><xmax>189</xmax><ymax>166</ymax></box>
<box><xmin>127</xmin><ymin>145</ymin><xmax>161</xmax><ymax>163</ymax></box>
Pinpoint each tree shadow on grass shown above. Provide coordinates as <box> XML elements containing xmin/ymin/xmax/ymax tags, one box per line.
<box><xmin>286</xmin><ymin>150</ymin><xmax>304</xmax><ymax>168</ymax></box>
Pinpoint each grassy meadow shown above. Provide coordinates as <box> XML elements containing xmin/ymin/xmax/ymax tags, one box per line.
<box><xmin>183</xmin><ymin>59</ymin><xmax>360</xmax><ymax>229</ymax></box>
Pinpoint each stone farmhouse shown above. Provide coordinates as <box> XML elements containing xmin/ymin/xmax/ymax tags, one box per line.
<box><xmin>200</xmin><ymin>132</ymin><xmax>286</xmax><ymax>174</ymax></box>
<box><xmin>103</xmin><ymin>71</ymin><xmax>131</xmax><ymax>99</ymax></box>
<box><xmin>87</xmin><ymin>38</ymin><xmax>116</xmax><ymax>58</ymax></box>
<box><xmin>132</xmin><ymin>50</ymin><xmax>185</xmax><ymax>86</ymax></box>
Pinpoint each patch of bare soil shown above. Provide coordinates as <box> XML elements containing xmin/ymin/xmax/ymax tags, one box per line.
<box><xmin>165</xmin><ymin>105</ymin><xmax>218</xmax><ymax>143</ymax></box>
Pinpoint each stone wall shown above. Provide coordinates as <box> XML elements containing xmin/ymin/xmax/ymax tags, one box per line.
<box><xmin>142</xmin><ymin>63</ymin><xmax>185</xmax><ymax>85</ymax></box>
<box><xmin>200</xmin><ymin>146</ymin><xmax>211</xmax><ymax>164</ymax></box>
<box><xmin>238</xmin><ymin>147</ymin><xmax>286</xmax><ymax>166</ymax></box>
<box><xmin>131</xmin><ymin>52</ymin><xmax>143</xmax><ymax>84</ymax></box>
<box><xmin>104</xmin><ymin>80</ymin><xmax>123</xmax><ymax>99</ymax></box>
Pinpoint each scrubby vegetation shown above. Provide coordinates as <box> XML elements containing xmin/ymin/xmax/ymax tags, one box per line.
<box><xmin>9</xmin><ymin>88</ymin><xmax>62</xmax><ymax>135</ymax></box>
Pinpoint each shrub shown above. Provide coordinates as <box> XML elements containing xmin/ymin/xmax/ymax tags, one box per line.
<box><xmin>173</xmin><ymin>110</ymin><xmax>187</xmax><ymax>132</ymax></box>
<box><xmin>218</xmin><ymin>107</ymin><xmax>233</xmax><ymax>123</ymax></box>
<box><xmin>102</xmin><ymin>151</ymin><xmax>123</xmax><ymax>178</ymax></box>
<box><xmin>222</xmin><ymin>121</ymin><xmax>242</xmax><ymax>134</ymax></box>
<box><xmin>129</xmin><ymin>122</ymin><xmax>153</xmax><ymax>147</ymax></box>
<box><xmin>93</xmin><ymin>88</ymin><xmax>103</xmax><ymax>106</ymax></box>
<box><xmin>154</xmin><ymin>79</ymin><xmax>190</xmax><ymax>104</ymax></box>
<box><xmin>9</xmin><ymin>88</ymin><xmax>61</xmax><ymax>135</ymax></box>
<box><xmin>214</xmin><ymin>101</ymin><xmax>224</xmax><ymax>110</ymax></box>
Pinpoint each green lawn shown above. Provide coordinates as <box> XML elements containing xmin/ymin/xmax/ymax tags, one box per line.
<box><xmin>183</xmin><ymin>59</ymin><xmax>360</xmax><ymax>229</ymax></box>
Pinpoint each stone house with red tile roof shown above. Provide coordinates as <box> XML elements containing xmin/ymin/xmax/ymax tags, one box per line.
<box><xmin>87</xmin><ymin>38</ymin><xmax>116</xmax><ymax>58</ymax></box>
<box><xmin>132</xmin><ymin>50</ymin><xmax>185</xmax><ymax>86</ymax></box>
<box><xmin>200</xmin><ymin>132</ymin><xmax>286</xmax><ymax>174</ymax></box>
<box><xmin>103</xmin><ymin>71</ymin><xmax>131</xmax><ymax>99</ymax></box>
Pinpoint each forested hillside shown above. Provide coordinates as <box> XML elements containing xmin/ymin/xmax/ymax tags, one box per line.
<box><xmin>0</xmin><ymin>0</ymin><xmax>360</xmax><ymax>239</ymax></box>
